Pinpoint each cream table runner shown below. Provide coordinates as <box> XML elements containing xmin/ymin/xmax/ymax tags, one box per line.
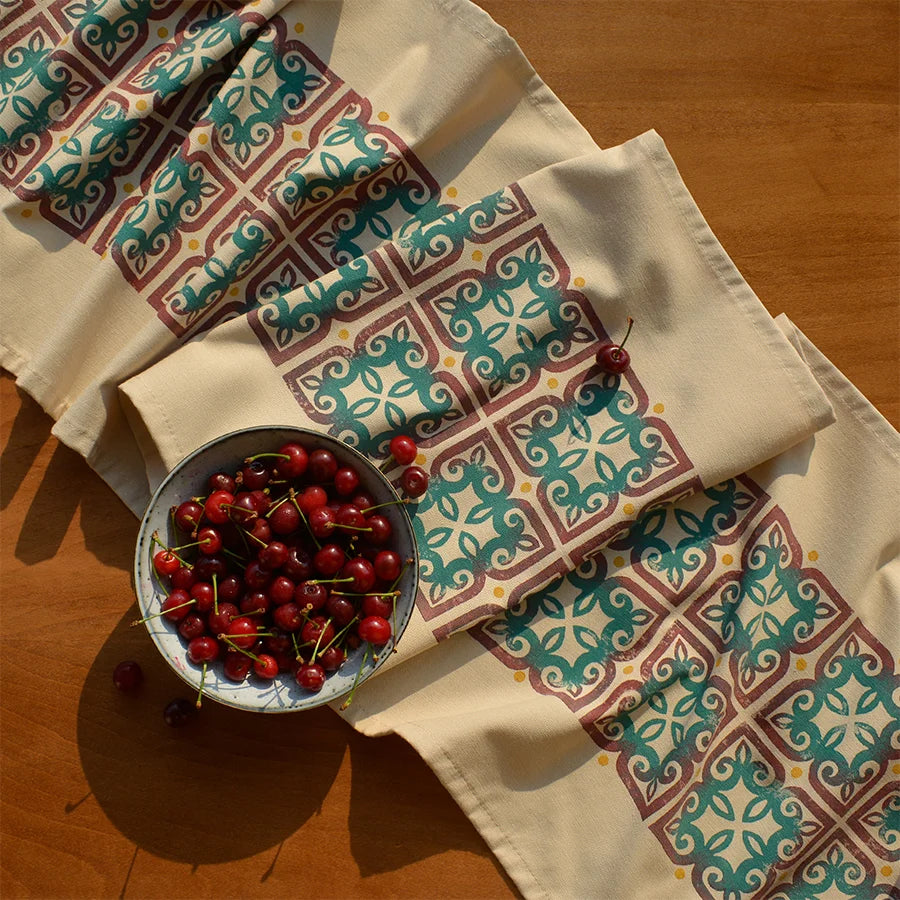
<box><xmin>1</xmin><ymin>2</ymin><xmax>897</xmax><ymax>898</ymax></box>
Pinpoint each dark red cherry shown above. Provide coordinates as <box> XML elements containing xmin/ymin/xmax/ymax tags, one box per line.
<box><xmin>269</xmin><ymin>501</ymin><xmax>300</xmax><ymax>535</ymax></box>
<box><xmin>258</xmin><ymin>540</ymin><xmax>288</xmax><ymax>570</ymax></box>
<box><xmin>340</xmin><ymin>557</ymin><xmax>376</xmax><ymax>594</ymax></box>
<box><xmin>240</xmin><ymin>459</ymin><xmax>271</xmax><ymax>491</ymax></box>
<box><xmin>373</xmin><ymin>550</ymin><xmax>402</xmax><ymax>582</ymax></box>
<box><xmin>283</xmin><ymin>545</ymin><xmax>313</xmax><ymax>581</ymax></box>
<box><xmin>362</xmin><ymin>593</ymin><xmax>393</xmax><ymax>619</ymax></box>
<box><xmin>325</xmin><ymin>595</ymin><xmax>355</xmax><ymax>627</ymax></box>
<box><xmin>313</xmin><ymin>543</ymin><xmax>345</xmax><ymax>576</ymax></box>
<box><xmin>308</xmin><ymin>449</ymin><xmax>337</xmax><ymax>483</ymax></box>
<box><xmin>358</xmin><ymin>615</ymin><xmax>392</xmax><ymax>645</ymax></box>
<box><xmin>208</xmin><ymin>471</ymin><xmax>236</xmax><ymax>494</ymax></box>
<box><xmin>318</xmin><ymin>645</ymin><xmax>346</xmax><ymax>672</ymax></box>
<box><xmin>294</xmin><ymin>581</ymin><xmax>328</xmax><ymax>611</ymax></box>
<box><xmin>389</xmin><ymin>435</ymin><xmax>417</xmax><ymax>465</ymax></box>
<box><xmin>112</xmin><ymin>660</ymin><xmax>143</xmax><ymax>692</ymax></box>
<box><xmin>187</xmin><ymin>635</ymin><xmax>220</xmax><ymax>664</ymax></box>
<box><xmin>333</xmin><ymin>466</ymin><xmax>360</xmax><ymax>497</ymax></box>
<box><xmin>204</xmin><ymin>490</ymin><xmax>234</xmax><ymax>525</ymax></box>
<box><xmin>223</xmin><ymin>651</ymin><xmax>252</xmax><ymax>683</ymax></box>
<box><xmin>272</xmin><ymin>601</ymin><xmax>303</xmax><ymax>632</ymax></box>
<box><xmin>297</xmin><ymin>485</ymin><xmax>327</xmax><ymax>514</ymax></box>
<box><xmin>366</xmin><ymin>514</ymin><xmax>392</xmax><ymax>546</ymax></box>
<box><xmin>595</xmin><ymin>316</ymin><xmax>634</xmax><ymax>374</ymax></box>
<box><xmin>400</xmin><ymin>466</ymin><xmax>429</xmax><ymax>498</ymax></box>
<box><xmin>276</xmin><ymin>442</ymin><xmax>308</xmax><ymax>479</ymax></box>
<box><xmin>174</xmin><ymin>500</ymin><xmax>203</xmax><ymax>533</ymax></box>
<box><xmin>163</xmin><ymin>697</ymin><xmax>196</xmax><ymax>727</ymax></box>
<box><xmin>296</xmin><ymin>663</ymin><xmax>326</xmax><ymax>692</ymax></box>
<box><xmin>308</xmin><ymin>505</ymin><xmax>336</xmax><ymax>538</ymax></box>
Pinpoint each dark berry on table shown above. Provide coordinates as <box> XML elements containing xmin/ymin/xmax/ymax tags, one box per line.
<box><xmin>113</xmin><ymin>660</ymin><xmax>143</xmax><ymax>692</ymax></box>
<box><xmin>400</xmin><ymin>465</ymin><xmax>429</xmax><ymax>498</ymax></box>
<box><xmin>389</xmin><ymin>435</ymin><xmax>417</xmax><ymax>466</ymax></box>
<box><xmin>308</xmin><ymin>449</ymin><xmax>338</xmax><ymax>483</ymax></box>
<box><xmin>163</xmin><ymin>697</ymin><xmax>196</xmax><ymax>727</ymax></box>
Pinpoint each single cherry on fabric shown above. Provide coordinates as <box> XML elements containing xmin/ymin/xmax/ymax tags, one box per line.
<box><xmin>595</xmin><ymin>316</ymin><xmax>635</xmax><ymax>374</ymax></box>
<box><xmin>389</xmin><ymin>434</ymin><xmax>417</xmax><ymax>465</ymax></box>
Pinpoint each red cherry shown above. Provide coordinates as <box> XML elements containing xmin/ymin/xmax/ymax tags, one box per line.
<box><xmin>208</xmin><ymin>471</ymin><xmax>236</xmax><ymax>494</ymax></box>
<box><xmin>325</xmin><ymin>594</ymin><xmax>355</xmax><ymax>627</ymax></box>
<box><xmin>358</xmin><ymin>615</ymin><xmax>392</xmax><ymax>645</ymax></box>
<box><xmin>204</xmin><ymin>490</ymin><xmax>234</xmax><ymax>525</ymax></box>
<box><xmin>362</xmin><ymin>593</ymin><xmax>393</xmax><ymax>619</ymax></box>
<box><xmin>245</xmin><ymin>517</ymin><xmax>272</xmax><ymax>545</ymax></box>
<box><xmin>334</xmin><ymin>466</ymin><xmax>360</xmax><ymax>497</ymax></box>
<box><xmin>258</xmin><ymin>540</ymin><xmax>288</xmax><ymax>570</ymax></box>
<box><xmin>178</xmin><ymin>613</ymin><xmax>207</xmax><ymax>641</ymax></box>
<box><xmin>162</xmin><ymin>589</ymin><xmax>193</xmax><ymax>622</ymax></box>
<box><xmin>244</xmin><ymin>559</ymin><xmax>273</xmax><ymax>591</ymax></box>
<box><xmin>163</xmin><ymin>697</ymin><xmax>196</xmax><ymax>727</ymax></box>
<box><xmin>336</xmin><ymin>503</ymin><xmax>366</xmax><ymax>529</ymax></box>
<box><xmin>187</xmin><ymin>635</ymin><xmax>220</xmax><ymax>664</ymax></box>
<box><xmin>113</xmin><ymin>660</ymin><xmax>143</xmax><ymax>692</ymax></box>
<box><xmin>225</xmin><ymin>616</ymin><xmax>258</xmax><ymax>649</ymax></box>
<box><xmin>300</xmin><ymin>617</ymin><xmax>334</xmax><ymax>648</ymax></box>
<box><xmin>217</xmin><ymin>574</ymin><xmax>242</xmax><ymax>602</ymax></box>
<box><xmin>190</xmin><ymin>581</ymin><xmax>215</xmax><ymax>613</ymax></box>
<box><xmin>240</xmin><ymin>459</ymin><xmax>271</xmax><ymax>491</ymax></box>
<box><xmin>297</xmin><ymin>485</ymin><xmax>327</xmax><ymax>514</ymax></box>
<box><xmin>171</xmin><ymin>565</ymin><xmax>196</xmax><ymax>591</ymax></box>
<box><xmin>207</xmin><ymin>602</ymin><xmax>239</xmax><ymax>636</ymax></box>
<box><xmin>267</xmin><ymin>575</ymin><xmax>295</xmax><ymax>605</ymax></box>
<box><xmin>253</xmin><ymin>654</ymin><xmax>279</xmax><ymax>680</ymax></box>
<box><xmin>269</xmin><ymin>501</ymin><xmax>300</xmax><ymax>535</ymax></box>
<box><xmin>272</xmin><ymin>602</ymin><xmax>303</xmax><ymax>632</ymax></box>
<box><xmin>228</xmin><ymin>492</ymin><xmax>258</xmax><ymax>525</ymax></box>
<box><xmin>308</xmin><ymin>449</ymin><xmax>338</xmax><ymax>483</ymax></box>
<box><xmin>294</xmin><ymin>581</ymin><xmax>328</xmax><ymax>611</ymax></box>
<box><xmin>241</xmin><ymin>590</ymin><xmax>270</xmax><ymax>615</ymax></box>
<box><xmin>174</xmin><ymin>500</ymin><xmax>203</xmax><ymax>533</ymax></box>
<box><xmin>313</xmin><ymin>543</ymin><xmax>345</xmax><ymax>576</ymax></box>
<box><xmin>595</xmin><ymin>316</ymin><xmax>634</xmax><ymax>374</ymax></box>
<box><xmin>340</xmin><ymin>557</ymin><xmax>376</xmax><ymax>594</ymax></box>
<box><xmin>153</xmin><ymin>550</ymin><xmax>181</xmax><ymax>577</ymax></box>
<box><xmin>389</xmin><ymin>435</ymin><xmax>417</xmax><ymax>465</ymax></box>
<box><xmin>308</xmin><ymin>505</ymin><xmax>336</xmax><ymax>538</ymax></box>
<box><xmin>196</xmin><ymin>526</ymin><xmax>222</xmax><ymax>555</ymax></box>
<box><xmin>223</xmin><ymin>651</ymin><xmax>252</xmax><ymax>682</ymax></box>
<box><xmin>373</xmin><ymin>550</ymin><xmax>402</xmax><ymax>582</ymax></box>
<box><xmin>400</xmin><ymin>465</ymin><xmax>429</xmax><ymax>498</ymax></box>
<box><xmin>365</xmin><ymin>514</ymin><xmax>392</xmax><ymax>546</ymax></box>
<box><xmin>194</xmin><ymin>553</ymin><xmax>227</xmax><ymax>582</ymax></box>
<box><xmin>283</xmin><ymin>545</ymin><xmax>313</xmax><ymax>581</ymax></box>
<box><xmin>296</xmin><ymin>662</ymin><xmax>326</xmax><ymax>692</ymax></box>
<box><xmin>276</xmin><ymin>442</ymin><xmax>308</xmax><ymax>479</ymax></box>
<box><xmin>318</xmin><ymin>646</ymin><xmax>345</xmax><ymax>672</ymax></box>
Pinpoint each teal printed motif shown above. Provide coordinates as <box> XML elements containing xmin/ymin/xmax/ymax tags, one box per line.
<box><xmin>0</xmin><ymin>30</ymin><xmax>91</xmax><ymax>180</ymax></box>
<box><xmin>166</xmin><ymin>214</ymin><xmax>274</xmax><ymax>325</ymax></box>
<box><xmin>275</xmin><ymin>102</ymin><xmax>395</xmax><ymax>220</ymax></box>
<box><xmin>613</xmin><ymin>479</ymin><xmax>759</xmax><ymax>593</ymax></box>
<box><xmin>256</xmin><ymin>255</ymin><xmax>384</xmax><ymax>351</ymax></box>
<box><xmin>594</xmin><ymin>633</ymin><xmax>730</xmax><ymax>807</ymax></box>
<box><xmin>482</xmin><ymin>555</ymin><xmax>660</xmax><ymax>705</ymax></box>
<box><xmin>769</xmin><ymin>839</ymin><xmax>893</xmax><ymax>900</ymax></box>
<box><xmin>295</xmin><ymin>315</ymin><xmax>465</xmax><ymax>456</ymax></box>
<box><xmin>19</xmin><ymin>97</ymin><xmax>150</xmax><ymax>228</ymax></box>
<box><xmin>113</xmin><ymin>148</ymin><xmax>223</xmax><ymax>276</ymax></box>
<box><xmin>768</xmin><ymin>630</ymin><xmax>900</xmax><ymax>806</ymax></box>
<box><xmin>206</xmin><ymin>28</ymin><xmax>326</xmax><ymax>165</ymax></box>
<box><xmin>508</xmin><ymin>378</ymin><xmax>681</xmax><ymax>530</ymax></box>
<box><xmin>430</xmin><ymin>237</ymin><xmax>594</xmax><ymax>400</ymax></box>
<box><xmin>664</xmin><ymin>734</ymin><xmax>822</xmax><ymax>899</ymax></box>
<box><xmin>61</xmin><ymin>0</ymin><xmax>167</xmax><ymax>65</ymax></box>
<box><xmin>412</xmin><ymin>441</ymin><xmax>544</xmax><ymax>607</ymax></box>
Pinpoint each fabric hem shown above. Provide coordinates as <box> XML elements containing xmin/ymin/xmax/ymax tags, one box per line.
<box><xmin>397</xmin><ymin>719</ymin><xmax>548</xmax><ymax>900</ymax></box>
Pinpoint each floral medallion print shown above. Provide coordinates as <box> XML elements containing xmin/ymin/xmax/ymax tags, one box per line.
<box><xmin>849</xmin><ymin>782</ymin><xmax>900</xmax><ymax>863</ymax></box>
<box><xmin>654</xmin><ymin>727</ymin><xmax>828</xmax><ymax>900</ymax></box>
<box><xmin>474</xmin><ymin>553</ymin><xmax>667</xmax><ymax>710</ymax></box>
<box><xmin>760</xmin><ymin>622</ymin><xmax>900</xmax><ymax>814</ymax></box>
<box><xmin>584</xmin><ymin>625</ymin><xmax>735</xmax><ymax>815</ymax></box>
<box><xmin>688</xmin><ymin>508</ymin><xmax>851</xmax><ymax>704</ymax></box>
<box><xmin>767</xmin><ymin>833</ymin><xmax>900</xmax><ymax>900</ymax></box>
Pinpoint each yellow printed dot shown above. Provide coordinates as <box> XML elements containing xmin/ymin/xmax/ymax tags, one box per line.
<box><xmin>791</xmin><ymin>766</ymin><xmax>802</xmax><ymax>778</ymax></box>
<box><xmin>444</xmin><ymin>356</ymin><xmax>455</xmax><ymax>367</ymax></box>
<box><xmin>808</xmin><ymin>550</ymin><xmax>819</xmax><ymax>562</ymax></box>
<box><xmin>197</xmin><ymin>133</ymin><xmax>209</xmax><ymax>145</ymax></box>
<box><xmin>722</xmin><ymin>553</ymin><xmax>734</xmax><ymax>566</ymax></box>
<box><xmin>623</xmin><ymin>665</ymin><xmax>634</xmax><ymax>675</ymax></box>
<box><xmin>547</xmin><ymin>377</ymin><xmax>559</xmax><ymax>389</ymax></box>
<box><xmin>613</xmin><ymin>556</ymin><xmax>625</xmax><ymax>568</ymax></box>
<box><xmin>715</xmin><ymin>657</ymin><xmax>723</xmax><ymax>667</ymax></box>
<box><xmin>471</xmin><ymin>249</ymin><xmax>483</xmax><ymax>262</ymax></box>
<box><xmin>513</xmin><ymin>671</ymin><xmax>526</xmax><ymax>683</ymax></box>
<box><xmin>157</xmin><ymin>26</ymin><xmax>169</xmax><ymax>38</ymax></box>
<box><xmin>188</xmin><ymin>239</ymin><xmax>199</xmax><ymax>250</ymax></box>
<box><xmin>623</xmin><ymin>502</ymin><xmax>635</xmax><ymax>515</ymax></box>
<box><xmin>377</xmin><ymin>111</ymin><xmax>389</xmax><ymax>122</ymax></box>
<box><xmin>338</xmin><ymin>328</ymin><xmax>349</xmax><ymax>340</ymax></box>
<box><xmin>21</xmin><ymin>208</ymin><xmax>32</xmax><ymax>218</ymax></box>
<box><xmin>796</xmin><ymin>658</ymin><xmax>807</xmax><ymax>671</ymax></box>
<box><xmin>60</xmin><ymin>35</ymin><xmax>68</xmax><ymax>45</ymax></box>
<box><xmin>415</xmin><ymin>452</ymin><xmax>426</xmax><ymax>466</ymax></box>
<box><xmin>291</xmin><ymin>129</ymin><xmax>303</xmax><ymax>142</ymax></box>
<box><xmin>573</xmin><ymin>277</ymin><xmax>585</xmax><ymax>288</ymax></box>
<box><xmin>653</xmin><ymin>403</ymin><xmax>665</xmax><ymax>414</ymax></box>
<box><xmin>293</xmin><ymin>22</ymin><xmax>305</xmax><ymax>33</ymax></box>
<box><xmin>229</xmin><ymin>287</ymin><xmax>239</xmax><ymax>296</ymax></box>
<box><xmin>493</xmin><ymin>587</ymin><xmax>505</xmax><ymax>598</ymax></box>
<box><xmin>882</xmin><ymin>866</ymin><xmax>893</xmax><ymax>878</ymax></box>
<box><xmin>598</xmin><ymin>754</ymin><xmax>609</xmax><ymax>766</ymax></box>
<box><xmin>136</xmin><ymin>99</ymin><xmax>147</xmax><ymax>112</ymax></box>
<box><xmin>59</xmin><ymin>135</ymin><xmax>69</xmax><ymax>144</ymax></box>
<box><xmin>521</xmin><ymin>483</ymin><xmax>532</xmax><ymax>493</ymax></box>
<box><xmin>674</xmin><ymin>868</ymin><xmax>685</xmax><ymax>880</ymax></box>
<box><xmin>447</xmin><ymin>187</ymin><xmax>458</xmax><ymax>198</ymax></box>
<box><xmin>892</xmin><ymin>763</ymin><xmax>900</xmax><ymax>775</ymax></box>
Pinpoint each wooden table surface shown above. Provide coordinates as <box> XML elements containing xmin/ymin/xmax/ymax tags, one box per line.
<box><xmin>2</xmin><ymin>3</ymin><xmax>897</xmax><ymax>898</ymax></box>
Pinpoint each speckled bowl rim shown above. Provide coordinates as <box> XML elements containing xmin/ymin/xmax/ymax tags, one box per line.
<box><xmin>133</xmin><ymin>426</ymin><xmax>419</xmax><ymax>713</ymax></box>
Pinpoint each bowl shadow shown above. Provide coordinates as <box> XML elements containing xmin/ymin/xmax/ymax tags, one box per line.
<box><xmin>75</xmin><ymin>605</ymin><xmax>347</xmax><ymax>866</ymax></box>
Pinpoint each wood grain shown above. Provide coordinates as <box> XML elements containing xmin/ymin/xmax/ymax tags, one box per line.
<box><xmin>2</xmin><ymin>3</ymin><xmax>896</xmax><ymax>898</ymax></box>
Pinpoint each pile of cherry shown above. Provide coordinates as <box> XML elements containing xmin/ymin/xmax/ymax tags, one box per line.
<box><xmin>118</xmin><ymin>435</ymin><xmax>427</xmax><ymax>724</ymax></box>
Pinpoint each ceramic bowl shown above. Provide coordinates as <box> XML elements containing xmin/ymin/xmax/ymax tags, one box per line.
<box><xmin>133</xmin><ymin>426</ymin><xmax>418</xmax><ymax>713</ymax></box>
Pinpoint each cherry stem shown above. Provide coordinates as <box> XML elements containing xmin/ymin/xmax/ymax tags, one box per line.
<box><xmin>244</xmin><ymin>453</ymin><xmax>290</xmax><ymax>463</ymax></box>
<box><xmin>222</xmin><ymin>547</ymin><xmax>247</xmax><ymax>565</ymax></box>
<box><xmin>212</xmin><ymin>573</ymin><xmax>218</xmax><ymax>616</ymax></box>
<box><xmin>330</xmin><ymin>590</ymin><xmax>399</xmax><ymax>598</ymax></box>
<box><xmin>613</xmin><ymin>316</ymin><xmax>635</xmax><ymax>359</ymax></box>
<box><xmin>340</xmin><ymin>642</ymin><xmax>371</xmax><ymax>711</ymax></box>
<box><xmin>219</xmin><ymin>636</ymin><xmax>263</xmax><ymax>661</ymax></box>
<box><xmin>361</xmin><ymin>498</ymin><xmax>409</xmax><ymax>514</ymax></box>
<box><xmin>292</xmin><ymin>494</ymin><xmax>321</xmax><ymax>550</ymax></box>
<box><xmin>318</xmin><ymin>616</ymin><xmax>359</xmax><ymax>656</ymax></box>
<box><xmin>131</xmin><ymin>598</ymin><xmax>195</xmax><ymax>626</ymax></box>
<box><xmin>245</xmin><ymin>530</ymin><xmax>268</xmax><ymax>547</ymax></box>
<box><xmin>151</xmin><ymin>532</ymin><xmax>189</xmax><ymax>567</ymax></box>
<box><xmin>309</xmin><ymin>617</ymin><xmax>333</xmax><ymax>664</ymax></box>
<box><xmin>307</xmin><ymin>576</ymin><xmax>353</xmax><ymax>586</ymax></box>
<box><xmin>196</xmin><ymin>663</ymin><xmax>207</xmax><ymax>709</ymax></box>
<box><xmin>331</xmin><ymin>524</ymin><xmax>372</xmax><ymax>533</ymax></box>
